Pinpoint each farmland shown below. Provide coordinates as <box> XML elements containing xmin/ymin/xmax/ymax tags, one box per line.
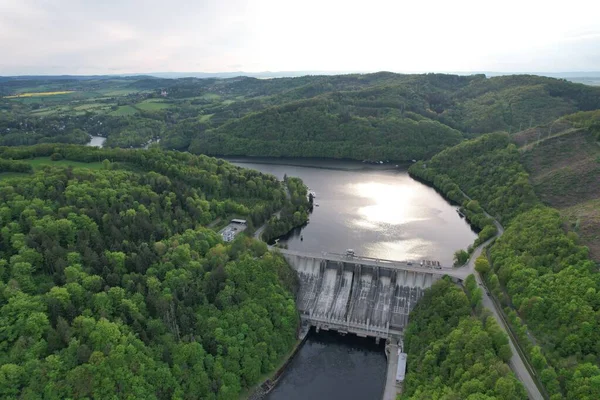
<box><xmin>2</xmin><ymin>73</ymin><xmax>600</xmax><ymax>159</ymax></box>
<box><xmin>3</xmin><ymin>90</ymin><xmax>74</xmax><ymax>98</ymax></box>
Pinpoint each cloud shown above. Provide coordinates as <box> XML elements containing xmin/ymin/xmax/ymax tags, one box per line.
<box><xmin>0</xmin><ymin>0</ymin><xmax>598</xmax><ymax>75</ymax></box>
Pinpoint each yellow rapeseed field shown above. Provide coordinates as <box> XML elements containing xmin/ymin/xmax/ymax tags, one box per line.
<box><xmin>4</xmin><ymin>91</ymin><xmax>74</xmax><ymax>98</ymax></box>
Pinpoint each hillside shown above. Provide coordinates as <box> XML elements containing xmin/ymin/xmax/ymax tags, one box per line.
<box><xmin>409</xmin><ymin>133</ymin><xmax>600</xmax><ymax>399</ymax></box>
<box><xmin>402</xmin><ymin>279</ymin><xmax>526</xmax><ymax>399</ymax></box>
<box><xmin>516</xmin><ymin>110</ymin><xmax>600</xmax><ymax>261</ymax></box>
<box><xmin>189</xmin><ymin>73</ymin><xmax>600</xmax><ymax>161</ymax></box>
<box><xmin>3</xmin><ymin>73</ymin><xmax>600</xmax><ymax>160</ymax></box>
<box><xmin>0</xmin><ymin>145</ymin><xmax>300</xmax><ymax>399</ymax></box>
<box><xmin>189</xmin><ymin>98</ymin><xmax>464</xmax><ymax>161</ymax></box>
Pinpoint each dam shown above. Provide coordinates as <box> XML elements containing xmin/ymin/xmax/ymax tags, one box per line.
<box><xmin>278</xmin><ymin>249</ymin><xmax>454</xmax><ymax>340</ymax></box>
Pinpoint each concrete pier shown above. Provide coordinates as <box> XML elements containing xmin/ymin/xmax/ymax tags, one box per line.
<box><xmin>383</xmin><ymin>340</ymin><xmax>402</xmax><ymax>400</ymax></box>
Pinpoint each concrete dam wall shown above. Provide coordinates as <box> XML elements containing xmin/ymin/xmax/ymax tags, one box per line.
<box><xmin>283</xmin><ymin>253</ymin><xmax>441</xmax><ymax>339</ymax></box>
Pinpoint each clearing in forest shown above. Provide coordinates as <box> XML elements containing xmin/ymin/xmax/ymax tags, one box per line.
<box><xmin>517</xmin><ymin>118</ymin><xmax>600</xmax><ymax>261</ymax></box>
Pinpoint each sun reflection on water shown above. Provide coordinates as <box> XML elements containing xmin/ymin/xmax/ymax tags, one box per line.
<box><xmin>348</xmin><ymin>181</ymin><xmax>427</xmax><ymax>228</ymax></box>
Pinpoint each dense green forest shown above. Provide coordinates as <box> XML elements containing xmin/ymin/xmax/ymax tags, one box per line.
<box><xmin>401</xmin><ymin>278</ymin><xmax>526</xmax><ymax>399</ymax></box>
<box><xmin>188</xmin><ymin>98</ymin><xmax>464</xmax><ymax>161</ymax></box>
<box><xmin>261</xmin><ymin>176</ymin><xmax>310</xmax><ymax>243</ymax></box>
<box><xmin>3</xmin><ymin>74</ymin><xmax>600</xmax><ymax>398</ymax></box>
<box><xmin>0</xmin><ymin>145</ymin><xmax>301</xmax><ymax>399</ymax></box>
<box><xmin>2</xmin><ymin>73</ymin><xmax>600</xmax><ymax>161</ymax></box>
<box><xmin>409</xmin><ymin>133</ymin><xmax>600</xmax><ymax>399</ymax></box>
<box><xmin>409</xmin><ymin>133</ymin><xmax>539</xmax><ymax>223</ymax></box>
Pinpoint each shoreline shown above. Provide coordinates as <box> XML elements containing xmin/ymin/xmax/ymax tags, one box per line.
<box><xmin>222</xmin><ymin>155</ymin><xmax>413</xmax><ymax>173</ymax></box>
<box><xmin>244</xmin><ymin>325</ymin><xmax>310</xmax><ymax>400</ymax></box>
<box><xmin>407</xmin><ymin>170</ymin><xmax>482</xmax><ymax>235</ymax></box>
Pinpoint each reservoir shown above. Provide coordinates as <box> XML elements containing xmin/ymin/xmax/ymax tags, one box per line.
<box><xmin>268</xmin><ymin>329</ymin><xmax>387</xmax><ymax>400</ymax></box>
<box><xmin>86</xmin><ymin>135</ymin><xmax>106</xmax><ymax>147</ymax></box>
<box><xmin>228</xmin><ymin>158</ymin><xmax>476</xmax><ymax>266</ymax></box>
<box><xmin>227</xmin><ymin>158</ymin><xmax>477</xmax><ymax>400</ymax></box>
<box><xmin>86</xmin><ymin>135</ymin><xmax>159</xmax><ymax>149</ymax></box>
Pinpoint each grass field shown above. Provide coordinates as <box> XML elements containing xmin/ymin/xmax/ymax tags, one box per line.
<box><xmin>0</xmin><ymin>172</ymin><xmax>32</xmax><ymax>180</ymax></box>
<box><xmin>29</xmin><ymin>108</ymin><xmax>58</xmax><ymax>116</ymax></box>
<box><xmin>99</xmin><ymin>88</ymin><xmax>145</xmax><ymax>96</ymax></box>
<box><xmin>109</xmin><ymin>105</ymin><xmax>138</xmax><ymax>116</ymax></box>
<box><xmin>1</xmin><ymin>158</ymin><xmax>106</xmax><ymax>180</ymax></box>
<box><xmin>26</xmin><ymin>157</ymin><xmax>104</xmax><ymax>170</ymax></box>
<box><xmin>4</xmin><ymin>91</ymin><xmax>74</xmax><ymax>98</ymax></box>
<box><xmin>201</xmin><ymin>93</ymin><xmax>221</xmax><ymax>101</ymax></box>
<box><xmin>73</xmin><ymin>103</ymin><xmax>107</xmax><ymax>111</ymax></box>
<box><xmin>197</xmin><ymin>113</ymin><xmax>213</xmax><ymax>122</ymax></box>
<box><xmin>135</xmin><ymin>99</ymin><xmax>171</xmax><ymax>111</ymax></box>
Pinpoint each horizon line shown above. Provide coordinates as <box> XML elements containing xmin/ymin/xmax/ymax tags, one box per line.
<box><xmin>2</xmin><ymin>70</ymin><xmax>600</xmax><ymax>79</ymax></box>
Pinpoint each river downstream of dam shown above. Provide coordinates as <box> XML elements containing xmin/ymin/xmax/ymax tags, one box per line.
<box><xmin>227</xmin><ymin>158</ymin><xmax>476</xmax><ymax>400</ymax></box>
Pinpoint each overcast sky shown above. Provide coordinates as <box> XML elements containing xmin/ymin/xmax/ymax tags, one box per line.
<box><xmin>0</xmin><ymin>0</ymin><xmax>599</xmax><ymax>75</ymax></box>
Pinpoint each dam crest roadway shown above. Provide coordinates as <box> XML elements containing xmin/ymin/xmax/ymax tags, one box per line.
<box><xmin>275</xmin><ymin>249</ymin><xmax>466</xmax><ymax>340</ymax></box>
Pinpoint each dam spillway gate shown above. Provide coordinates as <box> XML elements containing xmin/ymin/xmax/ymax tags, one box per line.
<box><xmin>279</xmin><ymin>250</ymin><xmax>445</xmax><ymax>340</ymax></box>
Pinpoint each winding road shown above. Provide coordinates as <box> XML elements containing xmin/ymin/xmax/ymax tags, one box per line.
<box><xmin>461</xmin><ymin>206</ymin><xmax>543</xmax><ymax>400</ymax></box>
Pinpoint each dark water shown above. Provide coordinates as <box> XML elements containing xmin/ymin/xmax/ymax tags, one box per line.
<box><xmin>226</xmin><ymin>158</ymin><xmax>476</xmax><ymax>400</ymax></box>
<box><xmin>267</xmin><ymin>330</ymin><xmax>387</xmax><ymax>400</ymax></box>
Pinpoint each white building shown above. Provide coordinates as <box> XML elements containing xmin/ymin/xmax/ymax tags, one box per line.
<box><xmin>222</xmin><ymin>229</ymin><xmax>235</xmax><ymax>242</ymax></box>
<box><xmin>396</xmin><ymin>352</ymin><xmax>407</xmax><ymax>385</ymax></box>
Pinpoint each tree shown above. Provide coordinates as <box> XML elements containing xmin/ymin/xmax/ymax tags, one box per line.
<box><xmin>454</xmin><ymin>249</ymin><xmax>469</xmax><ymax>266</ymax></box>
<box><xmin>0</xmin><ymin>146</ymin><xmax>300</xmax><ymax>399</ymax></box>
<box><xmin>475</xmin><ymin>256</ymin><xmax>491</xmax><ymax>275</ymax></box>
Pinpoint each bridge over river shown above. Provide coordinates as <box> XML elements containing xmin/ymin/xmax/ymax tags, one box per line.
<box><xmin>275</xmin><ymin>249</ymin><xmax>469</xmax><ymax>340</ymax></box>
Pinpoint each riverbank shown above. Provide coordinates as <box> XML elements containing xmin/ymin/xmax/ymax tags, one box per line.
<box><xmin>258</xmin><ymin>176</ymin><xmax>311</xmax><ymax>244</ymax></box>
<box><xmin>408</xmin><ymin>166</ymin><xmax>498</xmax><ymax>255</ymax></box>
<box><xmin>227</xmin><ymin>157</ymin><xmax>477</xmax><ymax>399</ymax></box>
<box><xmin>409</xmin><ymin>168</ymin><xmax>544</xmax><ymax>399</ymax></box>
<box><xmin>224</xmin><ymin>156</ymin><xmax>412</xmax><ymax>172</ymax></box>
<box><xmin>243</xmin><ymin>325</ymin><xmax>310</xmax><ymax>400</ymax></box>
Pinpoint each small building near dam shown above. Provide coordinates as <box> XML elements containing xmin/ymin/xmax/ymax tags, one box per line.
<box><xmin>396</xmin><ymin>351</ymin><xmax>407</xmax><ymax>386</ymax></box>
<box><xmin>220</xmin><ymin>219</ymin><xmax>248</xmax><ymax>242</ymax></box>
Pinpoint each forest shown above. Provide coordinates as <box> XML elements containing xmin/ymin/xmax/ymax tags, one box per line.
<box><xmin>401</xmin><ymin>278</ymin><xmax>526</xmax><ymax>399</ymax></box>
<box><xmin>2</xmin><ymin>73</ymin><xmax>600</xmax><ymax>161</ymax></box>
<box><xmin>261</xmin><ymin>176</ymin><xmax>310</xmax><ymax>243</ymax></box>
<box><xmin>2</xmin><ymin>73</ymin><xmax>600</xmax><ymax>398</ymax></box>
<box><xmin>409</xmin><ymin>133</ymin><xmax>600</xmax><ymax>399</ymax></box>
<box><xmin>0</xmin><ymin>145</ymin><xmax>301</xmax><ymax>399</ymax></box>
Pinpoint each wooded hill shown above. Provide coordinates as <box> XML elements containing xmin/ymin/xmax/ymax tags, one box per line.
<box><xmin>401</xmin><ymin>278</ymin><xmax>526</xmax><ymax>399</ymax></box>
<box><xmin>188</xmin><ymin>73</ymin><xmax>600</xmax><ymax>160</ymax></box>
<box><xmin>2</xmin><ymin>73</ymin><xmax>600</xmax><ymax>161</ymax></box>
<box><xmin>0</xmin><ymin>145</ymin><xmax>301</xmax><ymax>399</ymax></box>
<box><xmin>516</xmin><ymin>110</ymin><xmax>600</xmax><ymax>261</ymax></box>
<box><xmin>409</xmin><ymin>131</ymin><xmax>600</xmax><ymax>399</ymax></box>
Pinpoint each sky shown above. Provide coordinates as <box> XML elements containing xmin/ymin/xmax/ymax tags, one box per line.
<box><xmin>0</xmin><ymin>0</ymin><xmax>599</xmax><ymax>75</ymax></box>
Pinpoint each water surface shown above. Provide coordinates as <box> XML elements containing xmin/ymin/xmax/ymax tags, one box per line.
<box><xmin>228</xmin><ymin>158</ymin><xmax>476</xmax><ymax>266</ymax></box>
<box><xmin>86</xmin><ymin>135</ymin><xmax>106</xmax><ymax>148</ymax></box>
<box><xmin>226</xmin><ymin>157</ymin><xmax>476</xmax><ymax>400</ymax></box>
<box><xmin>267</xmin><ymin>330</ymin><xmax>387</xmax><ymax>400</ymax></box>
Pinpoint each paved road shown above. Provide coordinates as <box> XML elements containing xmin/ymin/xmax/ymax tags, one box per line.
<box><xmin>253</xmin><ymin>210</ymin><xmax>280</xmax><ymax>240</ymax></box>
<box><xmin>481</xmin><ymin>289</ymin><xmax>542</xmax><ymax>400</ymax></box>
<box><xmin>461</xmin><ymin>208</ymin><xmax>542</xmax><ymax>400</ymax></box>
<box><xmin>254</xmin><ymin>183</ymin><xmax>289</xmax><ymax>240</ymax></box>
<box><xmin>276</xmin><ymin>248</ymin><xmax>456</xmax><ymax>278</ymax></box>
<box><xmin>382</xmin><ymin>342</ymin><xmax>400</xmax><ymax>400</ymax></box>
